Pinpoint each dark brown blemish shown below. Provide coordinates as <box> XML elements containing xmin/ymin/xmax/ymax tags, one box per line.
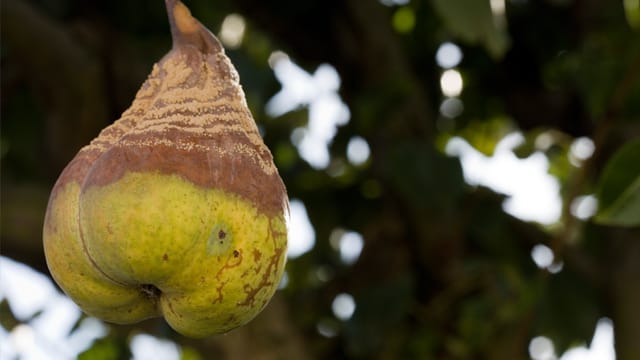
<box><xmin>218</xmin><ymin>230</ymin><xmax>226</xmax><ymax>239</ymax></box>
<box><xmin>162</xmin><ymin>253</ymin><xmax>169</xmax><ymax>261</ymax></box>
<box><xmin>233</xmin><ymin>249</ymin><xmax>240</xmax><ymax>258</ymax></box>
<box><xmin>140</xmin><ymin>284</ymin><xmax>162</xmax><ymax>301</ymax></box>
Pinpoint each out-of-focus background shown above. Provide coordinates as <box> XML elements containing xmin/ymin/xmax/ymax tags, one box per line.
<box><xmin>1</xmin><ymin>0</ymin><xmax>639</xmax><ymax>359</ymax></box>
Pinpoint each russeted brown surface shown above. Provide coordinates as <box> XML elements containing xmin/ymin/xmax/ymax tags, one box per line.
<box><xmin>51</xmin><ymin>2</ymin><xmax>286</xmax><ymax>216</ymax></box>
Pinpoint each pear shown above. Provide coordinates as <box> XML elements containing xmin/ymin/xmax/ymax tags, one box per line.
<box><xmin>43</xmin><ymin>0</ymin><xmax>288</xmax><ymax>338</ymax></box>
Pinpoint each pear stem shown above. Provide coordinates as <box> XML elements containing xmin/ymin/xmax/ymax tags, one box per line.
<box><xmin>164</xmin><ymin>0</ymin><xmax>179</xmax><ymax>43</ymax></box>
<box><xmin>164</xmin><ymin>0</ymin><xmax>222</xmax><ymax>54</ymax></box>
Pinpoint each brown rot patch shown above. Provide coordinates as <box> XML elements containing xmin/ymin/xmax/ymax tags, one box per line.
<box><xmin>218</xmin><ymin>230</ymin><xmax>226</xmax><ymax>239</ymax></box>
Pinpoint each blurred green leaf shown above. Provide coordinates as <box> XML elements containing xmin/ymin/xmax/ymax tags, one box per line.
<box><xmin>78</xmin><ymin>336</ymin><xmax>129</xmax><ymax>360</ymax></box>
<box><xmin>431</xmin><ymin>0</ymin><xmax>510</xmax><ymax>58</ymax></box>
<box><xmin>0</xmin><ymin>301</ymin><xmax>19</xmax><ymax>330</ymax></box>
<box><xmin>595</xmin><ymin>139</ymin><xmax>640</xmax><ymax>227</ymax></box>
<box><xmin>180</xmin><ymin>347</ymin><xmax>203</xmax><ymax>360</ymax></box>
<box><xmin>393</xmin><ymin>7</ymin><xmax>416</xmax><ymax>34</ymax></box>
<box><xmin>625</xmin><ymin>0</ymin><xmax>640</xmax><ymax>30</ymax></box>
<box><xmin>274</xmin><ymin>142</ymin><xmax>298</xmax><ymax>170</ymax></box>
<box><xmin>384</xmin><ymin>142</ymin><xmax>464</xmax><ymax>212</ymax></box>
<box><xmin>574</xmin><ymin>27</ymin><xmax>640</xmax><ymax>118</ymax></box>
<box><xmin>458</xmin><ymin>116</ymin><xmax>514</xmax><ymax>156</ymax></box>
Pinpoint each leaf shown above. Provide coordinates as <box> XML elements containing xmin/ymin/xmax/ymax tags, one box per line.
<box><xmin>180</xmin><ymin>347</ymin><xmax>204</xmax><ymax>360</ymax></box>
<box><xmin>594</xmin><ymin>139</ymin><xmax>640</xmax><ymax>227</ymax></box>
<box><xmin>78</xmin><ymin>336</ymin><xmax>129</xmax><ymax>360</ymax></box>
<box><xmin>430</xmin><ymin>0</ymin><xmax>510</xmax><ymax>59</ymax></box>
<box><xmin>384</xmin><ymin>142</ymin><xmax>464</xmax><ymax>212</ymax></box>
<box><xmin>458</xmin><ymin>116</ymin><xmax>514</xmax><ymax>156</ymax></box>
<box><xmin>625</xmin><ymin>0</ymin><xmax>640</xmax><ymax>30</ymax></box>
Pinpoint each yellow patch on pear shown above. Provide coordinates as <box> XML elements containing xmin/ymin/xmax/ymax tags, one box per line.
<box><xmin>79</xmin><ymin>171</ymin><xmax>287</xmax><ymax>337</ymax></box>
<box><xmin>43</xmin><ymin>182</ymin><xmax>158</xmax><ymax>323</ymax></box>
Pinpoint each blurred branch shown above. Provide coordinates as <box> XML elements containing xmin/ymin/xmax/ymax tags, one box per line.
<box><xmin>609</xmin><ymin>229</ymin><xmax>640</xmax><ymax>360</ymax></box>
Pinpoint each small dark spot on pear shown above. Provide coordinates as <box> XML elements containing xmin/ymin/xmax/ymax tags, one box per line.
<box><xmin>233</xmin><ymin>250</ymin><xmax>240</xmax><ymax>258</ymax></box>
<box><xmin>208</xmin><ymin>223</ymin><xmax>233</xmax><ymax>256</ymax></box>
<box><xmin>163</xmin><ymin>253</ymin><xmax>169</xmax><ymax>261</ymax></box>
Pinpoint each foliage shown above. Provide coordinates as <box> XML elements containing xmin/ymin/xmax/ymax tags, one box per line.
<box><xmin>595</xmin><ymin>139</ymin><xmax>640</xmax><ymax>226</ymax></box>
<box><xmin>2</xmin><ymin>0</ymin><xmax>639</xmax><ymax>359</ymax></box>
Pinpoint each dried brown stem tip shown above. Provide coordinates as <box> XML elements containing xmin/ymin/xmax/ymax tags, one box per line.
<box><xmin>165</xmin><ymin>0</ymin><xmax>221</xmax><ymax>54</ymax></box>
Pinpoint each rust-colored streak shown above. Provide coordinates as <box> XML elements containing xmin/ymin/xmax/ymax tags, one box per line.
<box><xmin>211</xmin><ymin>279</ymin><xmax>228</xmax><ymax>305</ymax></box>
<box><xmin>237</xmin><ymin>250</ymin><xmax>281</xmax><ymax>308</ymax></box>
<box><xmin>252</xmin><ymin>249</ymin><xmax>262</xmax><ymax>262</ymax></box>
<box><xmin>211</xmin><ymin>250</ymin><xmax>244</xmax><ymax>304</ymax></box>
<box><xmin>237</xmin><ymin>220</ymin><xmax>285</xmax><ymax>307</ymax></box>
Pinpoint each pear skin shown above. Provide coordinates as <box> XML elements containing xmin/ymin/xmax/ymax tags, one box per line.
<box><xmin>43</xmin><ymin>0</ymin><xmax>287</xmax><ymax>338</ymax></box>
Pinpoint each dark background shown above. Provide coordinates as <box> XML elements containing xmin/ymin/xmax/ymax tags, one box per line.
<box><xmin>2</xmin><ymin>0</ymin><xmax>639</xmax><ymax>358</ymax></box>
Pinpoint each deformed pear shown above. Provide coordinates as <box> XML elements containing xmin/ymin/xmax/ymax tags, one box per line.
<box><xmin>43</xmin><ymin>0</ymin><xmax>287</xmax><ymax>338</ymax></box>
